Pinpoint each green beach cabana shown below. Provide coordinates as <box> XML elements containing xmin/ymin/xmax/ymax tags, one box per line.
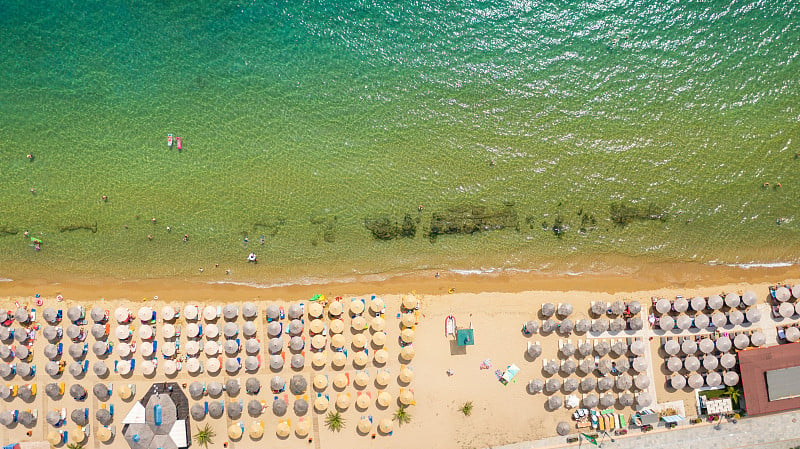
<box><xmin>456</xmin><ymin>328</ymin><xmax>474</xmax><ymax>346</ymax></box>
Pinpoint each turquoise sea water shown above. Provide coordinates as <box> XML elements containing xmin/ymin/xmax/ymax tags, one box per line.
<box><xmin>1</xmin><ymin>0</ymin><xmax>799</xmax><ymax>281</ymax></box>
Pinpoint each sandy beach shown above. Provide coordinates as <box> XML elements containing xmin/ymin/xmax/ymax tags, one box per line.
<box><xmin>0</xmin><ymin>264</ymin><xmax>798</xmax><ymax>449</ymax></box>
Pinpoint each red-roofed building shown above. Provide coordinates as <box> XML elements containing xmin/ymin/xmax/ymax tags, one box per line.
<box><xmin>738</xmin><ymin>342</ymin><xmax>800</xmax><ymax>415</ymax></box>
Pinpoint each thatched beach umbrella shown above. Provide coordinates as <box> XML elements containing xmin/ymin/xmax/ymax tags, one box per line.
<box><xmin>575</xmin><ymin>318</ymin><xmax>591</xmax><ymax>333</ymax></box>
<box><xmin>779</xmin><ymin>302</ymin><xmax>795</xmax><ymax>319</ymax></box>
<box><xmin>684</xmin><ymin>355</ymin><xmax>700</xmax><ymax>372</ymax></box>
<box><xmin>556</xmin><ymin>421</ymin><xmax>571</xmax><ymax>436</ymax></box>
<box><xmin>688</xmin><ymin>373</ymin><xmax>704</xmax><ymax>389</ymax></box>
<box><xmin>711</xmin><ymin>312</ymin><xmax>727</xmax><ymax>328</ymax></box>
<box><xmin>690</xmin><ymin>296</ymin><xmax>706</xmax><ymax>312</ymax></box>
<box><xmin>223</xmin><ymin>340</ymin><xmax>239</xmax><ymax>356</ymax></box>
<box><xmin>547</xmin><ymin>395</ymin><xmax>563</xmax><ymax>410</ymax></box>
<box><xmin>70</xmin><ymin>408</ymin><xmax>88</xmax><ymax>426</ymax></box>
<box><xmin>0</xmin><ymin>410</ymin><xmax>16</xmax><ymax>426</ymax></box>
<box><xmin>66</xmin><ymin>307</ymin><xmax>84</xmax><ymax>323</ymax></box>
<box><xmin>703</xmin><ymin>355</ymin><xmax>719</xmax><ymax>371</ymax></box>
<box><xmin>224</xmin><ymin>322</ymin><xmax>239</xmax><ymax>339</ymax></box>
<box><xmin>724</xmin><ymin>371</ymin><xmax>740</xmax><ymax>386</ymax></box>
<box><xmin>795</xmin><ymin>303</ymin><xmax>800</xmax><ymax>316</ymax></box>
<box><xmin>674</xmin><ymin>297</ymin><xmax>689</xmax><ymax>313</ymax></box>
<box><xmin>18</xmin><ymin>410</ymin><xmax>36</xmax><ymax>427</ymax></box>
<box><xmin>17</xmin><ymin>361</ymin><xmax>33</xmax><ymax>377</ymax></box>
<box><xmin>225</xmin><ymin>357</ymin><xmax>241</xmax><ymax>373</ymax></box>
<box><xmin>243</xmin><ymin>321</ymin><xmax>257</xmax><ymax>338</ymax></box>
<box><xmin>699</xmin><ymin>338</ymin><xmax>715</xmax><ymax>354</ymax></box>
<box><xmin>207</xmin><ymin>381</ymin><xmax>223</xmax><ymax>397</ymax></box>
<box><xmin>541</xmin><ymin>303</ymin><xmax>555</xmax><ymax>317</ymax></box>
<box><xmin>294</xmin><ymin>398</ymin><xmax>309</xmax><ymax>415</ymax></box>
<box><xmin>43</xmin><ymin>308</ymin><xmax>61</xmax><ymax>324</ymax></box>
<box><xmin>659</xmin><ymin>315</ymin><xmax>675</xmax><ymax>331</ymax></box>
<box><xmin>716</xmin><ymin>335</ymin><xmax>732</xmax><ymax>352</ymax></box>
<box><xmin>69</xmin><ymin>343</ymin><xmax>87</xmax><ymax>359</ymax></box>
<box><xmin>245</xmin><ymin>339</ymin><xmax>260</xmax><ymax>354</ymax></box>
<box><xmin>561</xmin><ymin>359</ymin><xmax>577</xmax><ymax>375</ymax></box>
<box><xmin>527</xmin><ymin>343</ymin><xmax>542</xmax><ymax>358</ymax></box>
<box><xmin>611</xmin><ymin>341</ymin><xmax>627</xmax><ymax>357</ymax></box>
<box><xmin>45</xmin><ymin>383</ymin><xmax>61</xmax><ymax>399</ymax></box>
<box><xmin>291</xmin><ymin>354</ymin><xmax>305</xmax><ymax>369</ymax></box>
<box><xmin>93</xmin><ymin>360</ymin><xmax>109</xmax><ymax>377</ymax></box>
<box><xmin>45</xmin><ymin>410</ymin><xmax>61</xmax><ymax>427</ymax></box>
<box><xmin>746</xmin><ymin>307</ymin><xmax>761</xmax><ymax>323</ymax></box>
<box><xmin>190</xmin><ymin>404</ymin><xmax>206</xmax><ymax>421</ymax></box>
<box><xmin>96</xmin><ymin>408</ymin><xmax>112</xmax><ymax>425</ymax></box>
<box><xmin>189</xmin><ymin>382</ymin><xmax>205</xmax><ymax>399</ymax></box>
<box><xmin>786</xmin><ymin>327</ymin><xmax>800</xmax><ymax>343</ymax></box>
<box><xmin>776</xmin><ymin>287</ymin><xmax>792</xmax><ymax>302</ymax></box>
<box><xmin>161</xmin><ymin>306</ymin><xmax>176</xmax><ymax>321</ymax></box>
<box><xmin>265</xmin><ymin>304</ymin><xmax>280</xmax><ymax>322</ymax></box>
<box><xmin>741</xmin><ymin>290</ymin><xmax>758</xmax><ymax>307</ymax></box>
<box><xmin>16</xmin><ymin>344</ymin><xmax>30</xmax><ymax>360</ymax></box>
<box><xmin>670</xmin><ymin>374</ymin><xmax>686</xmax><ymax>389</ymax></box>
<box><xmin>610</xmin><ymin>301</ymin><xmax>625</xmax><ymax>316</ymax></box>
<box><xmin>226</xmin><ymin>379</ymin><xmax>241</xmax><ymax>396</ymax></box>
<box><xmin>208</xmin><ymin>401</ymin><xmax>224</xmax><ymax>418</ymax></box>
<box><xmin>729</xmin><ymin>309</ymin><xmax>744</xmax><ymax>326</ymax></box>
<box><xmin>528</xmin><ymin>379</ymin><xmax>544</xmax><ymax>394</ymax></box>
<box><xmin>0</xmin><ymin>345</ymin><xmax>10</xmax><ymax>360</ymax></box>
<box><xmin>18</xmin><ymin>384</ymin><xmax>34</xmax><ymax>401</ymax></box>
<box><xmin>597</xmin><ymin>359</ymin><xmax>613</xmax><ymax>375</ymax></box>
<box><xmin>594</xmin><ymin>340</ymin><xmax>610</xmax><ymax>356</ymax></box>
<box><xmin>599</xmin><ymin>394</ymin><xmax>615</xmax><ymax>408</ymax></box>
<box><xmin>43</xmin><ymin>326</ymin><xmax>61</xmax><ymax>342</ymax></box>
<box><xmin>751</xmin><ymin>331</ymin><xmax>766</xmax><ymax>347</ymax></box>
<box><xmin>681</xmin><ymin>339</ymin><xmax>698</xmax><ymax>355</ymax></box>
<box><xmin>693</xmin><ymin>313</ymin><xmax>709</xmax><ymax>329</ymax></box>
<box><xmin>561</xmin><ymin>342</ymin><xmax>575</xmax><ymax>357</ymax></box>
<box><xmin>0</xmin><ymin>362</ymin><xmax>13</xmax><ymax>378</ymax></box>
<box><xmin>288</xmin><ymin>320</ymin><xmax>303</xmax><ymax>336</ymax></box>
<box><xmin>676</xmin><ymin>315</ymin><xmax>692</xmax><ymax>330</ymax></box>
<box><xmin>629</xmin><ymin>317</ymin><xmax>644</xmax><ymax>330</ymax></box>
<box><xmin>541</xmin><ymin>319</ymin><xmax>557</xmax><ymax>333</ymax></box>
<box><xmin>290</xmin><ymin>375</ymin><xmax>307</xmax><ymax>394</ymax></box>
<box><xmin>578</xmin><ymin>359</ymin><xmax>594</xmax><ymax>375</ymax></box>
<box><xmin>268</xmin><ymin>338</ymin><xmax>283</xmax><ymax>354</ymax></box>
<box><xmin>664</xmin><ymin>339</ymin><xmax>680</xmax><ymax>355</ymax></box>
<box><xmin>628</xmin><ymin>301</ymin><xmax>642</xmax><ymax>314</ymax></box>
<box><xmin>243</xmin><ymin>302</ymin><xmax>258</xmax><ymax>320</ymax></box>
<box><xmin>583</xmin><ymin>394</ymin><xmax>599</xmax><ymax>408</ymax></box>
<box><xmin>667</xmin><ymin>356</ymin><xmax>682</xmax><ymax>372</ymax></box>
<box><xmin>630</xmin><ymin>340</ymin><xmax>646</xmax><ymax>356</ymax></box>
<box><xmin>655</xmin><ymin>298</ymin><xmax>671</xmax><ymax>314</ymax></box>
<box><xmin>524</xmin><ymin>320</ymin><xmax>539</xmax><ymax>334</ymax></box>
<box><xmin>591</xmin><ymin>301</ymin><xmax>607</xmax><ymax>316</ymax></box>
<box><xmin>580</xmin><ymin>377</ymin><xmax>597</xmax><ymax>392</ymax></box>
<box><xmin>592</xmin><ymin>318</ymin><xmax>609</xmax><ymax>333</ymax></box>
<box><xmin>227</xmin><ymin>400</ymin><xmax>242</xmax><ymax>419</ymax></box>
<box><xmin>248</xmin><ymin>399</ymin><xmax>263</xmax><ymax>417</ymax></box>
<box><xmin>724</xmin><ymin>293</ymin><xmax>740</xmax><ymax>309</ymax></box>
<box><xmin>720</xmin><ymin>353</ymin><xmax>737</xmax><ymax>369</ymax></box>
<box><xmin>559</xmin><ymin>319</ymin><xmax>574</xmax><ymax>335</ymax></box>
<box><xmin>558</xmin><ymin>303</ymin><xmax>573</xmax><ymax>318</ymax></box>
<box><xmin>543</xmin><ymin>360</ymin><xmax>559</xmax><ymax>376</ymax></box>
<box><xmin>45</xmin><ymin>361</ymin><xmax>62</xmax><ymax>376</ymax></box>
<box><xmin>616</xmin><ymin>374</ymin><xmax>632</xmax><ymax>391</ymax></box>
<box><xmin>616</xmin><ymin>357</ymin><xmax>630</xmax><ymax>373</ymax></box>
<box><xmin>636</xmin><ymin>393</ymin><xmax>652</xmax><ymax>407</ymax></box>
<box><xmin>734</xmin><ymin>334</ymin><xmax>750</xmax><ymax>349</ymax></box>
<box><xmin>619</xmin><ymin>393</ymin><xmax>634</xmax><ymax>407</ymax></box>
<box><xmin>707</xmin><ymin>295</ymin><xmax>723</xmax><ymax>310</ymax></box>
<box><xmin>578</xmin><ymin>341</ymin><xmax>593</xmax><ymax>357</ymax></box>
<box><xmin>289</xmin><ymin>336</ymin><xmax>304</xmax><ymax>352</ymax></box>
<box><xmin>632</xmin><ymin>357</ymin><xmax>648</xmax><ymax>373</ymax></box>
<box><xmin>223</xmin><ymin>305</ymin><xmax>238</xmax><ymax>321</ymax></box>
<box><xmin>93</xmin><ymin>383</ymin><xmax>110</xmax><ymax>401</ymax></box>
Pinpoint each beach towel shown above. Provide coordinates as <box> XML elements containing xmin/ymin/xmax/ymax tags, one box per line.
<box><xmin>480</xmin><ymin>359</ymin><xmax>492</xmax><ymax>370</ymax></box>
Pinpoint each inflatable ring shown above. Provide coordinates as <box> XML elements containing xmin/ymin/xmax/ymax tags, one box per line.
<box><xmin>448</xmin><ymin>288</ymin><xmax>455</xmax><ymax>294</ymax></box>
<box><xmin>56</xmin><ymin>294</ymin><xmax>63</xmax><ymax>302</ymax></box>
<box><xmin>36</xmin><ymin>299</ymin><xmax>43</xmax><ymax>306</ymax></box>
<box><xmin>153</xmin><ymin>296</ymin><xmax>158</xmax><ymax>300</ymax></box>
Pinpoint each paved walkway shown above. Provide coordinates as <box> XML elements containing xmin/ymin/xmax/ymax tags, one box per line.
<box><xmin>492</xmin><ymin>409</ymin><xmax>800</xmax><ymax>449</ymax></box>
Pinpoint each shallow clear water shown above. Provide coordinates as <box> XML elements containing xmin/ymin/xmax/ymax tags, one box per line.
<box><xmin>1</xmin><ymin>0</ymin><xmax>799</xmax><ymax>281</ymax></box>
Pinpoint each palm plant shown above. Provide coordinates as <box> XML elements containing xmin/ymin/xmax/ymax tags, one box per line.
<box><xmin>194</xmin><ymin>423</ymin><xmax>216</xmax><ymax>448</ymax></box>
<box><xmin>325</xmin><ymin>411</ymin><xmax>345</xmax><ymax>432</ymax></box>
<box><xmin>460</xmin><ymin>401</ymin><xmax>474</xmax><ymax>416</ymax></box>
<box><xmin>393</xmin><ymin>405</ymin><xmax>412</xmax><ymax>425</ymax></box>
<box><xmin>67</xmin><ymin>444</ymin><xmax>85</xmax><ymax>449</ymax></box>
<box><xmin>724</xmin><ymin>386</ymin><xmax>742</xmax><ymax>408</ymax></box>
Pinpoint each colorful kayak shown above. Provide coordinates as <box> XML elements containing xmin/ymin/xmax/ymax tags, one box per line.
<box><xmin>445</xmin><ymin>315</ymin><xmax>456</xmax><ymax>337</ymax></box>
<box><xmin>176</xmin><ymin>136</ymin><xmax>181</xmax><ymax>150</ymax></box>
<box><xmin>167</xmin><ymin>134</ymin><xmax>173</xmax><ymax>147</ymax></box>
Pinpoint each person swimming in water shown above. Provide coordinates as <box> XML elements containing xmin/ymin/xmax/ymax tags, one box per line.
<box><xmin>247</xmin><ymin>253</ymin><xmax>257</xmax><ymax>263</ymax></box>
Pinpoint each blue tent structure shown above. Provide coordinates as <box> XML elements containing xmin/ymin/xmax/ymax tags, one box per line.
<box><xmin>456</xmin><ymin>328</ymin><xmax>474</xmax><ymax>346</ymax></box>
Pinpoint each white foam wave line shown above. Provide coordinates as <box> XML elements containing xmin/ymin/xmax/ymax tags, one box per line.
<box><xmin>0</xmin><ymin>278</ymin><xmax>12</xmax><ymax>282</ymax></box>
<box><xmin>725</xmin><ymin>262</ymin><xmax>794</xmax><ymax>269</ymax></box>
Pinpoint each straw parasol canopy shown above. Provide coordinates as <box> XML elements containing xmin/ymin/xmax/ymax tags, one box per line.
<box><xmin>247</xmin><ymin>400</ymin><xmax>263</xmax><ymax>417</ymax></box>
<box><xmin>183</xmin><ymin>340</ymin><xmax>198</xmax><ymax>356</ymax></box>
<box><xmin>628</xmin><ymin>340</ymin><xmax>645</xmax><ymax>356</ymax></box>
<box><xmin>44</xmin><ymin>361</ymin><xmax>61</xmax><ymax>376</ymax></box>
<box><xmin>43</xmin><ymin>326</ymin><xmax>61</xmax><ymax>342</ymax></box>
<box><xmin>369</xmin><ymin>316</ymin><xmax>385</xmax><ymax>332</ymax></box>
<box><xmin>674</xmin><ymin>297</ymin><xmax>689</xmax><ymax>313</ymax></box>
<box><xmin>582</xmin><ymin>394</ymin><xmax>599</xmax><ymax>408</ymax></box>
<box><xmin>18</xmin><ymin>410</ymin><xmax>37</xmax><ymax>427</ymax></box>
<box><xmin>611</xmin><ymin>340</ymin><xmax>626</xmax><ymax>357</ymax></box>
<box><xmin>707</xmin><ymin>295</ymin><xmax>724</xmax><ymax>310</ymax></box>
<box><xmin>561</xmin><ymin>359</ymin><xmax>577</xmax><ymax>375</ymax></box>
<box><xmin>561</xmin><ymin>341</ymin><xmax>576</xmax><ymax>357</ymax></box>
<box><xmin>238</xmin><ymin>302</ymin><xmax>256</xmax><ymax>320</ymax></box>
<box><xmin>379</xmin><ymin>418</ymin><xmax>393</xmax><ymax>434</ymax></box>
<box><xmin>719</xmin><ymin>353</ymin><xmax>737</xmax><ymax>370</ymax></box>
<box><xmin>226</xmin><ymin>424</ymin><xmax>243</xmax><ymax>441</ymax></box>
<box><xmin>706</xmin><ymin>371</ymin><xmax>722</xmax><ymax>387</ymax></box>
<box><xmin>716</xmin><ymin>335</ymin><xmax>732</xmax><ymax>352</ymax></box>
<box><xmin>208</xmin><ymin>401</ymin><xmax>224</xmax><ymax>418</ymax></box>
<box><xmin>370</xmin><ymin>297</ymin><xmax>385</xmax><ymax>314</ymax></box>
<box><xmin>616</xmin><ymin>358</ymin><xmax>630</xmax><ymax>373</ymax></box>
<box><xmin>776</xmin><ymin>287</ymin><xmax>792</xmax><ymax>302</ymax></box>
<box><xmin>591</xmin><ymin>318</ymin><xmax>609</xmax><ymax>333</ymax></box>
<box><xmin>577</xmin><ymin>341</ymin><xmax>593</xmax><ymax>357</ymax></box>
<box><xmin>690</xmin><ymin>296</ymin><xmax>706</xmax><ymax>312</ymax></box>
<box><xmin>288</xmin><ymin>320</ymin><xmax>303</xmax><ymax>336</ymax></box>
<box><xmin>636</xmin><ymin>393</ymin><xmax>653</xmax><ymax>407</ymax></box>
<box><xmin>659</xmin><ymin>315</ymin><xmax>675</xmax><ymax>331</ymax></box>
<box><xmin>401</xmin><ymin>345</ymin><xmax>416</xmax><ymax>361</ymax></box>
<box><xmin>541</xmin><ymin>303</ymin><xmax>555</xmax><ymax>317</ymax></box>
<box><xmin>575</xmin><ymin>377</ymin><xmax>595</xmax><ymax>393</ymax></box>
<box><xmin>597</xmin><ymin>359</ymin><xmax>613</xmax><ymax>375</ymax></box>
<box><xmin>691</xmin><ymin>314</ymin><xmax>708</xmax><ymax>330</ymax></box>
<box><xmin>400</xmin><ymin>328</ymin><xmax>414</xmax><ymax>344</ymax></box>
<box><xmin>227</xmin><ymin>401</ymin><xmax>243</xmax><ymax>419</ymax></box>
<box><xmin>676</xmin><ymin>315</ymin><xmax>692</xmax><ymax>330</ymax></box>
<box><xmin>223</xmin><ymin>305</ymin><xmax>238</xmax><ymax>321</ymax></box>
<box><xmin>331</xmin><ymin>334</ymin><xmax>346</xmax><ymax>349</ymax></box>
<box><xmin>190</xmin><ymin>404</ymin><xmax>206</xmax><ymax>420</ymax></box>
<box><xmin>667</xmin><ymin>356</ymin><xmax>682</xmax><ymax>372</ymax></box>
<box><xmin>751</xmin><ymin>331</ymin><xmax>766</xmax><ymax>347</ymax></box>
<box><xmin>309</xmin><ymin>319</ymin><xmax>324</xmax><ymax>335</ymax></box>
<box><xmin>527</xmin><ymin>342</ymin><xmax>543</xmax><ymax>358</ymax></box>
<box><xmin>746</xmin><ymin>307</ymin><xmax>761</xmax><ymax>323</ymax></box>
<box><xmin>559</xmin><ymin>319</ymin><xmax>574</xmax><ymax>334</ymax></box>
<box><xmin>619</xmin><ymin>393</ymin><xmax>634</xmax><ymax>407</ymax></box>
<box><xmin>655</xmin><ymin>298</ymin><xmax>671</xmax><ymax>314</ymax></box>
<box><xmin>594</xmin><ymin>340</ymin><xmax>611</xmax><ymax>356</ymax></box>
<box><xmin>243</xmin><ymin>321</ymin><xmax>257</xmax><ymax>338</ymax></box>
<box><xmin>684</xmin><ymin>356</ymin><xmax>700</xmax><ymax>372</ymax></box>
<box><xmin>336</xmin><ymin>393</ymin><xmax>352</xmax><ymax>410</ymax></box>
<box><xmin>546</xmin><ymin>395</ymin><xmax>563</xmax><ymax>410</ymax></box>
<box><xmin>245</xmin><ymin>356</ymin><xmax>260</xmax><ymax>371</ymax></box>
<box><xmin>589</xmin><ymin>301</ymin><xmax>605</xmax><ymax>316</ymax></box>
<box><xmin>723</xmin><ymin>293</ymin><xmax>740</xmax><ymax>309</ymax></box>
<box><xmin>245</xmin><ymin>338</ymin><xmax>260</xmax><ymax>354</ymax></box>
<box><xmin>289</xmin><ymin>336</ymin><xmax>304</xmax><ymax>352</ymax></box>
<box><xmin>265</xmin><ymin>304</ymin><xmax>280</xmax><ymax>321</ymax></box>
<box><xmin>287</xmin><ymin>303</ymin><xmax>303</xmax><ymax>320</ymax></box>
<box><xmin>703</xmin><ymin>355</ymin><xmax>719</xmax><ymax>371</ymax></box>
<box><xmin>610</xmin><ymin>301</ymin><xmax>625</xmax><ymax>316</ymax></box>
<box><xmin>289</xmin><ymin>375</ymin><xmax>307</xmax><ymax>395</ymax></box>
<box><xmin>268</xmin><ymin>338</ymin><xmax>283</xmax><ymax>354</ymax></box>
<box><xmin>575</xmin><ymin>318</ymin><xmax>591</xmax><ymax>334</ymax></box>
<box><xmin>616</xmin><ymin>374</ymin><xmax>633</xmax><ymax>391</ymax></box>
<box><xmin>724</xmin><ymin>371</ymin><xmax>740</xmax><ymax>386</ymax></box>
<box><xmin>223</xmin><ymin>322</ymin><xmax>239</xmax><ymax>339</ymax></box>
<box><xmin>523</xmin><ymin>320</ymin><xmax>539</xmax><ymax>335</ymax></box>
<box><xmin>779</xmin><ymin>302</ymin><xmax>795</xmax><ymax>319</ymax></box>
<box><xmin>527</xmin><ymin>379</ymin><xmax>544</xmax><ymax>394</ymax></box>
<box><xmin>670</xmin><ymin>374</ymin><xmax>686</xmax><ymax>389</ymax></box>
<box><xmin>688</xmin><ymin>373</ymin><xmax>704</xmax><ymax>389</ymax></box>
<box><xmin>355</xmin><ymin>392</ymin><xmax>371</xmax><ymax>409</ymax></box>
<box><xmin>96</xmin><ymin>408</ymin><xmax>112</xmax><ymax>425</ymax></box>
<box><xmin>556</xmin><ymin>421</ymin><xmax>571</xmax><ymax>436</ymax></box>
<box><xmin>633</xmin><ymin>373</ymin><xmax>650</xmax><ymax>390</ymax></box>
<box><xmin>328</xmin><ymin>301</ymin><xmax>344</xmax><ymax>317</ymax></box>
<box><xmin>206</xmin><ymin>357</ymin><xmax>221</xmax><ymax>373</ymax></box>
<box><xmin>578</xmin><ymin>358</ymin><xmax>594</xmax><ymax>375</ymax></box>
<box><xmin>734</xmin><ymin>334</ymin><xmax>750</xmax><ymax>349</ymax></box>
<box><xmin>599</xmin><ymin>394</ymin><xmax>615</xmax><ymax>408</ymax></box>
<box><xmin>330</xmin><ymin>319</ymin><xmax>345</xmax><ymax>334</ymax></box>
<box><xmin>558</xmin><ymin>303</ymin><xmax>573</xmax><ymax>318</ymax></box>
<box><xmin>331</xmin><ymin>351</ymin><xmax>347</xmax><ymax>367</ymax></box>
<box><xmin>93</xmin><ymin>360</ymin><xmax>109</xmax><ymax>377</ymax></box>
<box><xmin>161</xmin><ymin>306</ymin><xmax>176</xmax><ymax>321</ymax></box>
<box><xmin>71</xmin><ymin>408</ymin><xmax>88</xmax><ymax>426</ymax></box>
<box><xmin>728</xmin><ymin>309</ymin><xmax>744</xmax><ymax>326</ymax></box>
<box><xmin>796</xmin><ymin>303</ymin><xmax>800</xmax><ymax>316</ymax></box>
<box><xmin>351</xmin><ymin>299</ymin><xmax>367</xmax><ymax>315</ymax></box>
<box><xmin>628</xmin><ymin>301</ymin><xmax>642</xmax><ymax>314</ymax></box>
<box><xmin>358</xmin><ymin>416</ymin><xmax>373</xmax><ymax>433</ymax></box>
<box><xmin>710</xmin><ymin>312</ymin><xmax>727</xmax><ymax>328</ymax></box>
<box><xmin>542</xmin><ymin>359</ymin><xmax>559</xmax><ymax>376</ymax></box>
<box><xmin>249</xmin><ymin>421</ymin><xmax>264</xmax><ymax>439</ymax></box>
<box><xmin>786</xmin><ymin>327</ymin><xmax>800</xmax><ymax>343</ymax></box>
<box><xmin>290</xmin><ymin>354</ymin><xmax>305</xmax><ymax>369</ymax></box>
<box><xmin>629</xmin><ymin>317</ymin><xmax>644</xmax><ymax>331</ymax></box>
<box><xmin>697</xmin><ymin>338</ymin><xmax>714</xmax><ymax>354</ymax></box>
<box><xmin>542</xmin><ymin>319</ymin><xmax>558</xmax><ymax>333</ymax></box>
